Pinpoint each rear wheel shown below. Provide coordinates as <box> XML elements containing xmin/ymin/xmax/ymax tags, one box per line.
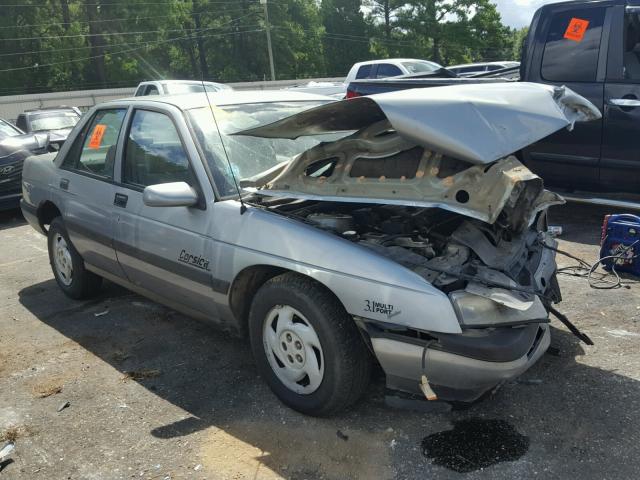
<box><xmin>249</xmin><ymin>273</ymin><xmax>371</xmax><ymax>416</ymax></box>
<box><xmin>48</xmin><ymin>217</ymin><xmax>102</xmax><ymax>299</ymax></box>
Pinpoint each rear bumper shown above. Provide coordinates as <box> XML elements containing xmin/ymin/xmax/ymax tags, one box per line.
<box><xmin>368</xmin><ymin>322</ymin><xmax>550</xmax><ymax>402</ymax></box>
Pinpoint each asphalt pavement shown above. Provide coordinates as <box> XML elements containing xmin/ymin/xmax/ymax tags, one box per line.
<box><xmin>1</xmin><ymin>203</ymin><xmax>639</xmax><ymax>479</ymax></box>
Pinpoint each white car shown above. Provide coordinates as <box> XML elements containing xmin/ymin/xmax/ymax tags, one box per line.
<box><xmin>286</xmin><ymin>58</ymin><xmax>443</xmax><ymax>98</ymax></box>
<box><xmin>134</xmin><ymin>80</ymin><xmax>232</xmax><ymax>96</ymax></box>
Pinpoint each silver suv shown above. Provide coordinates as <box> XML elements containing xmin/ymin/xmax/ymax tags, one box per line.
<box><xmin>20</xmin><ymin>85</ymin><xmax>600</xmax><ymax>415</ymax></box>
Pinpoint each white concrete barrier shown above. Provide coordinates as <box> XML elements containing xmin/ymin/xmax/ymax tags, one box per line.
<box><xmin>0</xmin><ymin>77</ymin><xmax>344</xmax><ymax>123</ymax></box>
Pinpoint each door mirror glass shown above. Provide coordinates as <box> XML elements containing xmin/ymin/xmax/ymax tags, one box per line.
<box><xmin>142</xmin><ymin>181</ymin><xmax>198</xmax><ymax>207</ymax></box>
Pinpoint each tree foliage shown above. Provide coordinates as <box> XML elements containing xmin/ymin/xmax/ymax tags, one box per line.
<box><xmin>0</xmin><ymin>0</ymin><xmax>522</xmax><ymax>96</ymax></box>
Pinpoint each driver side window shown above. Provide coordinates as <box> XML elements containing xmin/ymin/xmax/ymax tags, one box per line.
<box><xmin>123</xmin><ymin>109</ymin><xmax>195</xmax><ymax>188</ymax></box>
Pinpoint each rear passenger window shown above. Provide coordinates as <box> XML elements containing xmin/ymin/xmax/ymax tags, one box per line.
<box><xmin>375</xmin><ymin>63</ymin><xmax>403</xmax><ymax>78</ymax></box>
<box><xmin>123</xmin><ymin>110</ymin><xmax>195</xmax><ymax>188</ymax></box>
<box><xmin>355</xmin><ymin>65</ymin><xmax>372</xmax><ymax>79</ymax></box>
<box><xmin>541</xmin><ymin>7</ymin><xmax>606</xmax><ymax>82</ymax></box>
<box><xmin>146</xmin><ymin>85</ymin><xmax>159</xmax><ymax>96</ymax></box>
<box><xmin>71</xmin><ymin>109</ymin><xmax>126</xmax><ymax>179</ymax></box>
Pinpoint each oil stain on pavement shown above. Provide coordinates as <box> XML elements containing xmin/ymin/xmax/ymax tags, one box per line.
<box><xmin>421</xmin><ymin>418</ymin><xmax>529</xmax><ymax>473</ymax></box>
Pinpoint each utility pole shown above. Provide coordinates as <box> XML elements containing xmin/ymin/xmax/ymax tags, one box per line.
<box><xmin>260</xmin><ymin>0</ymin><xmax>276</xmax><ymax>81</ymax></box>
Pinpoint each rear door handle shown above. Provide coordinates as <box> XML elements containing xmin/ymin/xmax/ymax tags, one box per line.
<box><xmin>59</xmin><ymin>178</ymin><xmax>69</xmax><ymax>190</ymax></box>
<box><xmin>114</xmin><ymin>193</ymin><xmax>128</xmax><ymax>208</ymax></box>
<box><xmin>608</xmin><ymin>98</ymin><xmax>640</xmax><ymax>108</ymax></box>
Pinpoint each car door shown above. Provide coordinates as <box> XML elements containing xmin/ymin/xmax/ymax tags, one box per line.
<box><xmin>522</xmin><ymin>4</ymin><xmax>609</xmax><ymax>191</ymax></box>
<box><xmin>601</xmin><ymin>4</ymin><xmax>640</xmax><ymax>192</ymax></box>
<box><xmin>112</xmin><ymin>107</ymin><xmax>222</xmax><ymax>317</ymax></box>
<box><xmin>57</xmin><ymin>107</ymin><xmax>128</xmax><ymax>276</ymax></box>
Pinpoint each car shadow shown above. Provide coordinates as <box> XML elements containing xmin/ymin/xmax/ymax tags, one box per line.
<box><xmin>17</xmin><ymin>277</ymin><xmax>640</xmax><ymax>478</ymax></box>
<box><xmin>0</xmin><ymin>208</ymin><xmax>26</xmax><ymax>231</ymax></box>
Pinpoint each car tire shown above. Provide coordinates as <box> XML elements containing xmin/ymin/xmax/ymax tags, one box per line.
<box><xmin>47</xmin><ymin>217</ymin><xmax>102</xmax><ymax>299</ymax></box>
<box><xmin>249</xmin><ymin>272</ymin><xmax>371</xmax><ymax>416</ymax></box>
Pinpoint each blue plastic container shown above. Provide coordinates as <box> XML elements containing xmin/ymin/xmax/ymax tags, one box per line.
<box><xmin>599</xmin><ymin>214</ymin><xmax>640</xmax><ymax>276</ymax></box>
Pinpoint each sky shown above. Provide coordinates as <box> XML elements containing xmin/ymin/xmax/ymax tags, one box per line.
<box><xmin>492</xmin><ymin>0</ymin><xmax>570</xmax><ymax>28</ymax></box>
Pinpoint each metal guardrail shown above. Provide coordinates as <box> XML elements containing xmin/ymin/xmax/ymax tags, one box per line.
<box><xmin>0</xmin><ymin>77</ymin><xmax>344</xmax><ymax>123</ymax></box>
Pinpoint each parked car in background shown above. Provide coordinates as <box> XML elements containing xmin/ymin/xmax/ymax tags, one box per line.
<box><xmin>286</xmin><ymin>58</ymin><xmax>447</xmax><ymax>98</ymax></box>
<box><xmin>447</xmin><ymin>61</ymin><xmax>520</xmax><ymax>77</ymax></box>
<box><xmin>134</xmin><ymin>80</ymin><xmax>232</xmax><ymax>96</ymax></box>
<box><xmin>20</xmin><ymin>84</ymin><xmax>598</xmax><ymax>415</ymax></box>
<box><xmin>15</xmin><ymin>106</ymin><xmax>81</xmax><ymax>150</ymax></box>
<box><xmin>0</xmin><ymin>118</ymin><xmax>50</xmax><ymax>210</ymax></box>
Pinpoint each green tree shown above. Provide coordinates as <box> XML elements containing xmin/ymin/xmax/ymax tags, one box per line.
<box><xmin>320</xmin><ymin>0</ymin><xmax>371</xmax><ymax>76</ymax></box>
<box><xmin>396</xmin><ymin>0</ymin><xmax>512</xmax><ymax>66</ymax></box>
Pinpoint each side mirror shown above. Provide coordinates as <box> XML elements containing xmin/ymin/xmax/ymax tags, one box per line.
<box><xmin>143</xmin><ymin>182</ymin><xmax>198</xmax><ymax>208</ymax></box>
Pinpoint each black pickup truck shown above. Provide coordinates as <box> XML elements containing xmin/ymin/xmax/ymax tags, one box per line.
<box><xmin>347</xmin><ymin>0</ymin><xmax>640</xmax><ymax>199</ymax></box>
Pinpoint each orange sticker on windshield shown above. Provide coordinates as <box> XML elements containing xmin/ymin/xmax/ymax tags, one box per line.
<box><xmin>88</xmin><ymin>124</ymin><xmax>106</xmax><ymax>149</ymax></box>
<box><xmin>564</xmin><ymin>17</ymin><xmax>589</xmax><ymax>42</ymax></box>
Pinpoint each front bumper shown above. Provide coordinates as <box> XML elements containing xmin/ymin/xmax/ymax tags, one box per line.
<box><xmin>368</xmin><ymin>322</ymin><xmax>550</xmax><ymax>402</ymax></box>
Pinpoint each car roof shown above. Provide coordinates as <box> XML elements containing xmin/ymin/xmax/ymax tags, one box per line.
<box><xmin>24</xmin><ymin>107</ymin><xmax>80</xmax><ymax>116</ymax></box>
<box><xmin>24</xmin><ymin>106</ymin><xmax>78</xmax><ymax>115</ymax></box>
<box><xmin>448</xmin><ymin>61</ymin><xmax>519</xmax><ymax>69</ymax></box>
<box><xmin>354</xmin><ymin>58</ymin><xmax>437</xmax><ymax>67</ymax></box>
<box><xmin>105</xmin><ymin>90</ymin><xmax>335</xmax><ymax>111</ymax></box>
<box><xmin>138</xmin><ymin>79</ymin><xmax>225</xmax><ymax>86</ymax></box>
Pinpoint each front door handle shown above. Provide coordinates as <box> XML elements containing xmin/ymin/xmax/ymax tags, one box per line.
<box><xmin>608</xmin><ymin>98</ymin><xmax>640</xmax><ymax>108</ymax></box>
<box><xmin>59</xmin><ymin>178</ymin><xmax>69</xmax><ymax>190</ymax></box>
<box><xmin>114</xmin><ymin>193</ymin><xmax>128</xmax><ymax>208</ymax></box>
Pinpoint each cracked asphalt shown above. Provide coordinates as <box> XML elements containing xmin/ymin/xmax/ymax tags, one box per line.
<box><xmin>1</xmin><ymin>202</ymin><xmax>640</xmax><ymax>479</ymax></box>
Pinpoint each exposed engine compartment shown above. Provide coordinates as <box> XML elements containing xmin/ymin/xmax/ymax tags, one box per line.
<box><xmin>268</xmin><ymin>200</ymin><xmax>561</xmax><ymax>311</ymax></box>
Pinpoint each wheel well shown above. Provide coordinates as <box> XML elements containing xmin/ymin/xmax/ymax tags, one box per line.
<box><xmin>229</xmin><ymin>265</ymin><xmax>287</xmax><ymax>334</ymax></box>
<box><xmin>37</xmin><ymin>201</ymin><xmax>61</xmax><ymax>233</ymax></box>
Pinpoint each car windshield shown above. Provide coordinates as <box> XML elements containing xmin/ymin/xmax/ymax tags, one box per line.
<box><xmin>0</xmin><ymin>120</ymin><xmax>21</xmax><ymax>139</ymax></box>
<box><xmin>188</xmin><ymin>101</ymin><xmax>350</xmax><ymax>197</ymax></box>
<box><xmin>401</xmin><ymin>61</ymin><xmax>441</xmax><ymax>73</ymax></box>
<box><xmin>29</xmin><ymin>112</ymin><xmax>79</xmax><ymax>132</ymax></box>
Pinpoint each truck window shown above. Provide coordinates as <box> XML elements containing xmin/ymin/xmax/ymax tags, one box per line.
<box><xmin>375</xmin><ymin>64</ymin><xmax>403</xmax><ymax>78</ymax></box>
<box><xmin>355</xmin><ymin>65</ymin><xmax>372</xmax><ymax>79</ymax></box>
<box><xmin>541</xmin><ymin>7</ymin><xmax>606</xmax><ymax>82</ymax></box>
<box><xmin>624</xmin><ymin>12</ymin><xmax>640</xmax><ymax>80</ymax></box>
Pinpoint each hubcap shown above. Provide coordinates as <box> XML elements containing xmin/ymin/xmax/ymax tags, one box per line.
<box><xmin>53</xmin><ymin>233</ymin><xmax>73</xmax><ymax>286</ymax></box>
<box><xmin>262</xmin><ymin>305</ymin><xmax>325</xmax><ymax>395</ymax></box>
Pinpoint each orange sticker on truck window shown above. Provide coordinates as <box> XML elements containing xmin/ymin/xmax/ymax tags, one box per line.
<box><xmin>564</xmin><ymin>17</ymin><xmax>589</xmax><ymax>42</ymax></box>
<box><xmin>88</xmin><ymin>124</ymin><xmax>107</xmax><ymax>149</ymax></box>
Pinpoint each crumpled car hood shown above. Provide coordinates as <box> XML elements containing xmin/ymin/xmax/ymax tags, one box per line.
<box><xmin>236</xmin><ymin>82</ymin><xmax>601</xmax><ymax>164</ymax></box>
<box><xmin>237</xmin><ymin>83</ymin><xmax>600</xmax><ymax>229</ymax></box>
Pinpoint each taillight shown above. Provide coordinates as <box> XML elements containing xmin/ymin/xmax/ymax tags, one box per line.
<box><xmin>346</xmin><ymin>89</ymin><xmax>360</xmax><ymax>99</ymax></box>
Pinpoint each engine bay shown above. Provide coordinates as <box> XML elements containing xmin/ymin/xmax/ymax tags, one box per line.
<box><xmin>266</xmin><ymin>199</ymin><xmax>561</xmax><ymax>309</ymax></box>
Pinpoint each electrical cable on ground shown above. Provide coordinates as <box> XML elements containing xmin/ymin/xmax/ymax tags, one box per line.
<box><xmin>539</xmin><ymin>237</ymin><xmax>640</xmax><ymax>290</ymax></box>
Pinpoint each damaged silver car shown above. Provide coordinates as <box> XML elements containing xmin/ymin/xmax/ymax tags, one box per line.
<box><xmin>20</xmin><ymin>85</ymin><xmax>600</xmax><ymax>415</ymax></box>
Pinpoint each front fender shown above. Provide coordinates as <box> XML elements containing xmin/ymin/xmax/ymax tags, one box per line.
<box><xmin>214</xmin><ymin>202</ymin><xmax>461</xmax><ymax>334</ymax></box>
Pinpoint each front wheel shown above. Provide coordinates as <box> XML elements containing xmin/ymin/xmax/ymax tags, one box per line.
<box><xmin>48</xmin><ymin>217</ymin><xmax>102</xmax><ymax>299</ymax></box>
<box><xmin>248</xmin><ymin>273</ymin><xmax>371</xmax><ymax>416</ymax></box>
